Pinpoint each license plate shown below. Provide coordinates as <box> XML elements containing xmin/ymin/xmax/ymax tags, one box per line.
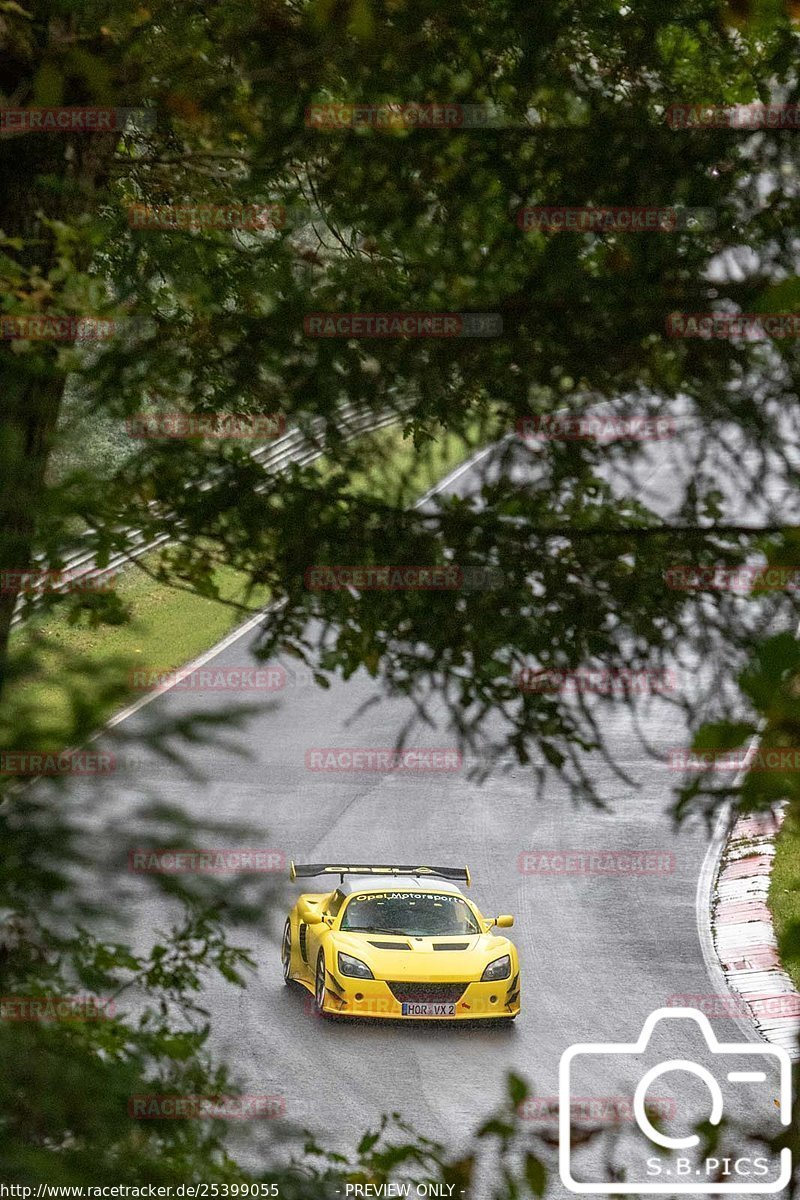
<box><xmin>401</xmin><ymin>1002</ymin><xmax>456</xmax><ymax>1017</ymax></box>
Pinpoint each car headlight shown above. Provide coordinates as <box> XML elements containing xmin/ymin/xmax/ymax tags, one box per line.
<box><xmin>481</xmin><ymin>955</ymin><xmax>511</xmax><ymax>982</ymax></box>
<box><xmin>337</xmin><ymin>952</ymin><xmax>374</xmax><ymax>979</ymax></box>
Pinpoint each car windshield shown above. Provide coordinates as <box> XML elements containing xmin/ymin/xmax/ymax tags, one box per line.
<box><xmin>340</xmin><ymin>890</ymin><xmax>481</xmax><ymax>936</ymax></box>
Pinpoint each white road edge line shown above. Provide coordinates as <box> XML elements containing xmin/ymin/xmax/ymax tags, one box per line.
<box><xmin>38</xmin><ymin>403</ymin><xmax>624</xmax><ymax>739</ymax></box>
<box><xmin>105</xmin><ymin>607</ymin><xmax>277</xmax><ymax>730</ymax></box>
<box><xmin>414</xmin><ymin>435</ymin><xmax>510</xmax><ymax>507</ymax></box>
<box><xmin>103</xmin><ymin>436</ymin><xmax>505</xmax><ymax>733</ymax></box>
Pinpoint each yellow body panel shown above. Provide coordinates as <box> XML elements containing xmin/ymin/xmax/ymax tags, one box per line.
<box><xmin>283</xmin><ymin>886</ymin><xmax>521</xmax><ymax>1021</ymax></box>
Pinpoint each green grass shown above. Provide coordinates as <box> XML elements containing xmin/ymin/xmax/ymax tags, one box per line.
<box><xmin>8</xmin><ymin>420</ymin><xmax>494</xmax><ymax>743</ymax></box>
<box><xmin>9</xmin><ymin>564</ymin><xmax>271</xmax><ymax>746</ymax></box>
<box><xmin>338</xmin><ymin>419</ymin><xmax>496</xmax><ymax>500</ymax></box>
<box><xmin>769</xmin><ymin>807</ymin><xmax>800</xmax><ymax>991</ymax></box>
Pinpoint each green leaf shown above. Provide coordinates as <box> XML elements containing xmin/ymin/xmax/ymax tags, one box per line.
<box><xmin>347</xmin><ymin>0</ymin><xmax>374</xmax><ymax>40</ymax></box>
<box><xmin>752</xmin><ymin>276</ymin><xmax>800</xmax><ymax>314</ymax></box>
<box><xmin>691</xmin><ymin>722</ymin><xmax>755</xmax><ymax>753</ymax></box>
<box><xmin>507</xmin><ymin>1072</ymin><xmax>528</xmax><ymax>1107</ymax></box>
<box><xmin>524</xmin><ymin>1153</ymin><xmax>547</xmax><ymax>1197</ymax></box>
<box><xmin>64</xmin><ymin>47</ymin><xmax>115</xmax><ymax>103</ymax></box>
<box><xmin>541</xmin><ymin>742</ymin><xmax>565</xmax><ymax>770</ymax></box>
<box><xmin>754</xmin><ymin>632</ymin><xmax>800</xmax><ymax>679</ymax></box>
<box><xmin>310</xmin><ymin>0</ymin><xmax>338</xmax><ymax>28</ymax></box>
<box><xmin>357</xmin><ymin>1130</ymin><xmax>380</xmax><ymax>1154</ymax></box>
<box><xmin>476</xmin><ymin>1117</ymin><xmax>514</xmax><ymax>1139</ymax></box>
<box><xmin>32</xmin><ymin>61</ymin><xmax>63</xmax><ymax>105</ymax></box>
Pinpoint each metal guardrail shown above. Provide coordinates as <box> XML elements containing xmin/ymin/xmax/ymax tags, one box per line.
<box><xmin>11</xmin><ymin>404</ymin><xmax>400</xmax><ymax>627</ymax></box>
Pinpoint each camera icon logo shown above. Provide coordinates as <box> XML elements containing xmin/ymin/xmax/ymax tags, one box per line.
<box><xmin>559</xmin><ymin>1007</ymin><xmax>792</xmax><ymax>1194</ymax></box>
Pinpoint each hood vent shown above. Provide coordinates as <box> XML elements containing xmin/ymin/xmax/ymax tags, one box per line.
<box><xmin>365</xmin><ymin>939</ymin><xmax>472</xmax><ymax>951</ymax></box>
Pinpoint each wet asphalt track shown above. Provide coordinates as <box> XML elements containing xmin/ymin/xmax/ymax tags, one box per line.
<box><xmin>55</xmin><ymin>424</ymin><xmax>797</xmax><ymax>1194</ymax></box>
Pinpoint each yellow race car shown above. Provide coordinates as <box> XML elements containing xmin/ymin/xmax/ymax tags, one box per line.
<box><xmin>282</xmin><ymin>863</ymin><xmax>520</xmax><ymax>1022</ymax></box>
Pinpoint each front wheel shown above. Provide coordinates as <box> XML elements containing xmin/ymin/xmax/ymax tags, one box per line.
<box><xmin>281</xmin><ymin>919</ymin><xmax>293</xmax><ymax>985</ymax></box>
<box><xmin>314</xmin><ymin>951</ymin><xmax>328</xmax><ymax>1017</ymax></box>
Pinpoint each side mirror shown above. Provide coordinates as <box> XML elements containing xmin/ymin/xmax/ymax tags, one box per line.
<box><xmin>495</xmin><ymin>914</ymin><xmax>514</xmax><ymax>928</ymax></box>
<box><xmin>297</xmin><ymin>899</ymin><xmax>323</xmax><ymax>925</ymax></box>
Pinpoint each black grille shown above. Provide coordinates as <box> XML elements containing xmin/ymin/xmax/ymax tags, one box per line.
<box><xmin>433</xmin><ymin>943</ymin><xmax>470</xmax><ymax>951</ymax></box>
<box><xmin>299</xmin><ymin>923</ymin><xmax>308</xmax><ymax>963</ymax></box>
<box><xmin>368</xmin><ymin>940</ymin><xmax>411</xmax><ymax>950</ymax></box>
<box><xmin>387</xmin><ymin>982</ymin><xmax>466</xmax><ymax>1005</ymax></box>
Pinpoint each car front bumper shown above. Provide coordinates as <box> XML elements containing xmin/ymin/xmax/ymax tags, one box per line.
<box><xmin>317</xmin><ymin>970</ymin><xmax>521</xmax><ymax>1020</ymax></box>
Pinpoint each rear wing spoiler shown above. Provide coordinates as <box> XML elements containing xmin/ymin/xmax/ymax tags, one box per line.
<box><xmin>288</xmin><ymin>862</ymin><xmax>471</xmax><ymax>887</ymax></box>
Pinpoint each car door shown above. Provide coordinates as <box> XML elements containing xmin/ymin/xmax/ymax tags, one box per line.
<box><xmin>303</xmin><ymin>889</ymin><xmax>343</xmax><ymax>977</ymax></box>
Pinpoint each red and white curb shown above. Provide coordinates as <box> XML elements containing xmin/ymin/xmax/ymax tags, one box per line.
<box><xmin>712</xmin><ymin>806</ymin><xmax>800</xmax><ymax>1058</ymax></box>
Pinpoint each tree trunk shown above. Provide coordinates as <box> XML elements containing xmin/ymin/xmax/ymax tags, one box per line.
<box><xmin>0</xmin><ymin>119</ymin><xmax>122</xmax><ymax>698</ymax></box>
